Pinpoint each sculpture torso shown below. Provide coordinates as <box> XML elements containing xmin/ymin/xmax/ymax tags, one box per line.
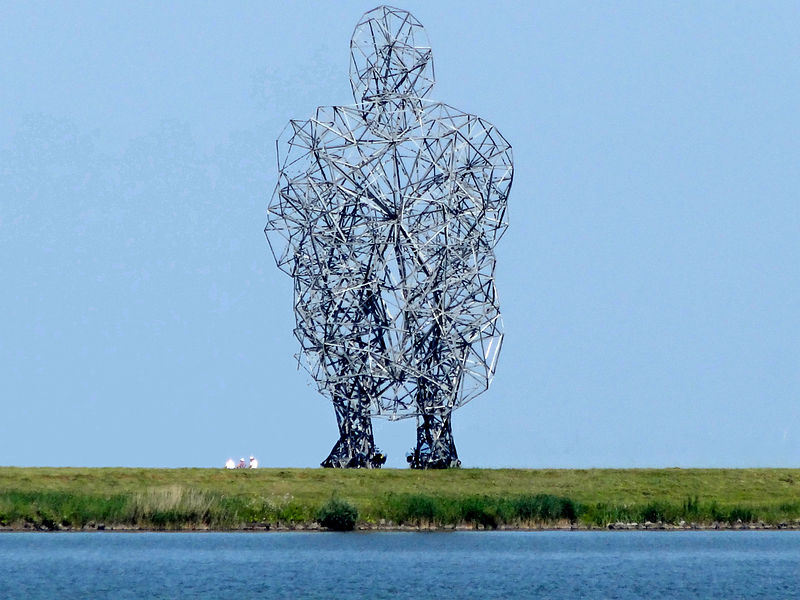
<box><xmin>271</xmin><ymin>99</ymin><xmax>511</xmax><ymax>416</ymax></box>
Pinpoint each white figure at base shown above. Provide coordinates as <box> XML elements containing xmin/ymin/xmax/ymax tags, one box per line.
<box><xmin>224</xmin><ymin>458</ymin><xmax>235</xmax><ymax>469</ymax></box>
<box><xmin>249</xmin><ymin>456</ymin><xmax>259</xmax><ymax>469</ymax></box>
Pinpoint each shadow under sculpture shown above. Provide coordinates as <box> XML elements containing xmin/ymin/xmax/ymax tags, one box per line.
<box><xmin>265</xmin><ymin>6</ymin><xmax>513</xmax><ymax>468</ymax></box>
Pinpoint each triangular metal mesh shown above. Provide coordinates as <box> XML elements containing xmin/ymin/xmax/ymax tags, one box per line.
<box><xmin>265</xmin><ymin>6</ymin><xmax>513</xmax><ymax>467</ymax></box>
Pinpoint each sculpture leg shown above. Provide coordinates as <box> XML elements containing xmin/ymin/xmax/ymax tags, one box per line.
<box><xmin>322</xmin><ymin>393</ymin><xmax>383</xmax><ymax>468</ymax></box>
<box><xmin>408</xmin><ymin>340</ymin><xmax>462</xmax><ymax>468</ymax></box>
<box><xmin>409</xmin><ymin>409</ymin><xmax>461</xmax><ymax>469</ymax></box>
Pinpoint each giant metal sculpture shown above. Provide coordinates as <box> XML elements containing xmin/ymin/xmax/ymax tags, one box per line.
<box><xmin>265</xmin><ymin>6</ymin><xmax>513</xmax><ymax>468</ymax></box>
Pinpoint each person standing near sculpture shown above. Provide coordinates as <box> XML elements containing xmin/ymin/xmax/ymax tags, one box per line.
<box><xmin>266</xmin><ymin>6</ymin><xmax>513</xmax><ymax>468</ymax></box>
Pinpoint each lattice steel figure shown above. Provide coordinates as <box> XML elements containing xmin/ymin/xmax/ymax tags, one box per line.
<box><xmin>265</xmin><ymin>6</ymin><xmax>513</xmax><ymax>468</ymax></box>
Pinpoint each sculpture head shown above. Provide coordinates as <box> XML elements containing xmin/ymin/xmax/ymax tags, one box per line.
<box><xmin>350</xmin><ymin>6</ymin><xmax>435</xmax><ymax>104</ymax></box>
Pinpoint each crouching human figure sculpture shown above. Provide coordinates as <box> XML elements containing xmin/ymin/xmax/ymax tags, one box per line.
<box><xmin>265</xmin><ymin>6</ymin><xmax>513</xmax><ymax>468</ymax></box>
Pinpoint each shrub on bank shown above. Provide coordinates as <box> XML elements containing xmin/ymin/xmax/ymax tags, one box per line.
<box><xmin>317</xmin><ymin>498</ymin><xmax>358</xmax><ymax>531</ymax></box>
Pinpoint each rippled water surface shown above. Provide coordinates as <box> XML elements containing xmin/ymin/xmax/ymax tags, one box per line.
<box><xmin>1</xmin><ymin>531</ymin><xmax>799</xmax><ymax>599</ymax></box>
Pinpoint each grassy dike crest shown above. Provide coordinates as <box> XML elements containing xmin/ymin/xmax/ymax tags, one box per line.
<box><xmin>1</xmin><ymin>468</ymin><xmax>798</xmax><ymax>531</ymax></box>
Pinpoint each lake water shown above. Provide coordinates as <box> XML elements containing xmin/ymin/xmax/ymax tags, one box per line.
<box><xmin>1</xmin><ymin>531</ymin><xmax>798</xmax><ymax>599</ymax></box>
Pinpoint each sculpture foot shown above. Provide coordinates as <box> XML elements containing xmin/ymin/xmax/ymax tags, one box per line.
<box><xmin>321</xmin><ymin>398</ymin><xmax>385</xmax><ymax>468</ymax></box>
<box><xmin>408</xmin><ymin>411</ymin><xmax>460</xmax><ymax>469</ymax></box>
<box><xmin>321</xmin><ymin>438</ymin><xmax>386</xmax><ymax>468</ymax></box>
<box><xmin>407</xmin><ymin>453</ymin><xmax>461</xmax><ymax>469</ymax></box>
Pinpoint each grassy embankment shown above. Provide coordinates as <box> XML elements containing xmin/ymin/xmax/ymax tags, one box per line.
<box><xmin>1</xmin><ymin>467</ymin><xmax>799</xmax><ymax>531</ymax></box>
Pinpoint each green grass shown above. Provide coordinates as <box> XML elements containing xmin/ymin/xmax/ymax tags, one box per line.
<box><xmin>0</xmin><ymin>468</ymin><xmax>798</xmax><ymax>530</ymax></box>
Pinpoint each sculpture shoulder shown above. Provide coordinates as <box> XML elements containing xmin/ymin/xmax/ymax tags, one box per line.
<box><xmin>280</xmin><ymin>105</ymin><xmax>367</xmax><ymax>146</ymax></box>
<box><xmin>421</xmin><ymin>101</ymin><xmax>512</xmax><ymax>160</ymax></box>
<box><xmin>414</xmin><ymin>101</ymin><xmax>514</xmax><ymax>190</ymax></box>
<box><xmin>276</xmin><ymin>105</ymin><xmax>367</xmax><ymax>176</ymax></box>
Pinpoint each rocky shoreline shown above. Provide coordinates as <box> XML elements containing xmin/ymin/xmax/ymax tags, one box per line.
<box><xmin>3</xmin><ymin>520</ymin><xmax>799</xmax><ymax>533</ymax></box>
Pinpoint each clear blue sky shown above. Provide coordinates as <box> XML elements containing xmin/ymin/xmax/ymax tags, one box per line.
<box><xmin>1</xmin><ymin>1</ymin><xmax>798</xmax><ymax>468</ymax></box>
